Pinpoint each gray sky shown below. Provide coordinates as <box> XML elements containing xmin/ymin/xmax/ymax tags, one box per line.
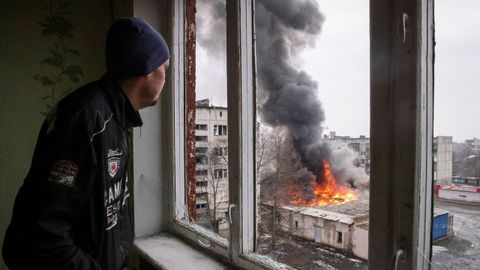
<box><xmin>196</xmin><ymin>0</ymin><xmax>480</xmax><ymax>143</ymax></box>
<box><xmin>302</xmin><ymin>0</ymin><xmax>369</xmax><ymax>138</ymax></box>
<box><xmin>434</xmin><ymin>0</ymin><xmax>480</xmax><ymax>142</ymax></box>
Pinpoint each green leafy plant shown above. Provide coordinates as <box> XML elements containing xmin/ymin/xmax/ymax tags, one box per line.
<box><xmin>33</xmin><ymin>1</ymin><xmax>84</xmax><ymax>116</ymax></box>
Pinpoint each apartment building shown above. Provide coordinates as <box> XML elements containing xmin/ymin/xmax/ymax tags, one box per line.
<box><xmin>194</xmin><ymin>99</ymin><xmax>229</xmax><ymax>235</ymax></box>
<box><xmin>325</xmin><ymin>131</ymin><xmax>371</xmax><ymax>175</ymax></box>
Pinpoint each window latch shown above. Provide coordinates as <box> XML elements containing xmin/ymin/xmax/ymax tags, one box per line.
<box><xmin>399</xmin><ymin>12</ymin><xmax>409</xmax><ymax>44</ymax></box>
<box><xmin>228</xmin><ymin>203</ymin><xmax>236</xmax><ymax>224</ymax></box>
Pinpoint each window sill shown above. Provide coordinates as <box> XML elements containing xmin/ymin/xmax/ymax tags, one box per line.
<box><xmin>134</xmin><ymin>233</ymin><xmax>230</xmax><ymax>270</ymax></box>
<box><xmin>134</xmin><ymin>230</ymin><xmax>295</xmax><ymax>270</ymax></box>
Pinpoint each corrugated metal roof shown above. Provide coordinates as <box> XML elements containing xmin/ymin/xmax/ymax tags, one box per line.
<box><xmin>280</xmin><ymin>205</ymin><xmax>354</xmax><ymax>225</ymax></box>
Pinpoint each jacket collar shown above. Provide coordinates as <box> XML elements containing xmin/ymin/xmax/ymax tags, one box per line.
<box><xmin>101</xmin><ymin>74</ymin><xmax>143</xmax><ymax>128</ymax></box>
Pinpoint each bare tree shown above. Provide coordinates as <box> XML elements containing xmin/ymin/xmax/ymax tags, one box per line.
<box><xmin>196</xmin><ymin>141</ymin><xmax>229</xmax><ymax>235</ymax></box>
<box><xmin>257</xmin><ymin>126</ymin><xmax>313</xmax><ymax>251</ymax></box>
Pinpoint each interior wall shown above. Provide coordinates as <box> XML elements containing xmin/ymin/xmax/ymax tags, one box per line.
<box><xmin>0</xmin><ymin>0</ymin><xmax>131</xmax><ymax>269</ymax></box>
<box><xmin>132</xmin><ymin>0</ymin><xmax>173</xmax><ymax>237</ymax></box>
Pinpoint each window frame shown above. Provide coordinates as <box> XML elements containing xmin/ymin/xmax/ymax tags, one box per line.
<box><xmin>164</xmin><ymin>0</ymin><xmax>434</xmax><ymax>269</ymax></box>
<box><xmin>369</xmin><ymin>0</ymin><xmax>433</xmax><ymax>269</ymax></box>
<box><xmin>168</xmin><ymin>1</ymin><xmax>269</xmax><ymax>269</ymax></box>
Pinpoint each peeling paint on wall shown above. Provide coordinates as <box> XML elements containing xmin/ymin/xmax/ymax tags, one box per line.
<box><xmin>185</xmin><ymin>0</ymin><xmax>197</xmax><ymax>222</ymax></box>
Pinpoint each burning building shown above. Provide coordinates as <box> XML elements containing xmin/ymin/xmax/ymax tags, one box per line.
<box><xmin>258</xmin><ymin>135</ymin><xmax>369</xmax><ymax>260</ymax></box>
<box><xmin>255</xmin><ymin>0</ymin><xmax>369</xmax><ymax>202</ymax></box>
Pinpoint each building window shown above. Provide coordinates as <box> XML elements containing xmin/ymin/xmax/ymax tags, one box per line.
<box><xmin>348</xmin><ymin>143</ymin><xmax>361</xmax><ymax>152</ymax></box>
<box><xmin>196</xmin><ymin>155</ymin><xmax>207</xmax><ymax>165</ymax></box>
<box><xmin>336</xmin><ymin>232</ymin><xmax>343</xmax><ymax>244</ymax></box>
<box><xmin>294</xmin><ymin>221</ymin><xmax>298</xmax><ymax>230</ymax></box>
<box><xmin>195</xmin><ymin>124</ymin><xmax>208</xmax><ymax>130</ymax></box>
<box><xmin>196</xmin><ymin>181</ymin><xmax>208</xmax><ymax>187</ymax></box>
<box><xmin>213</xmin><ymin>147</ymin><xmax>228</xmax><ymax>156</ymax></box>
<box><xmin>214</xmin><ymin>169</ymin><xmax>228</xmax><ymax>179</ymax></box>
<box><xmin>196</xmin><ymin>147</ymin><xmax>208</xmax><ymax>154</ymax></box>
<box><xmin>196</xmin><ymin>203</ymin><xmax>208</xmax><ymax>209</ymax></box>
<box><xmin>219</xmin><ymin>111</ymin><xmax>223</xmax><ymax>117</ymax></box>
<box><xmin>214</xmin><ymin>125</ymin><xmax>227</xmax><ymax>136</ymax></box>
<box><xmin>197</xmin><ymin>192</ymin><xmax>208</xmax><ymax>199</ymax></box>
<box><xmin>196</xmin><ymin>169</ymin><xmax>208</xmax><ymax>176</ymax></box>
<box><xmin>195</xmin><ymin>136</ymin><xmax>208</xmax><ymax>142</ymax></box>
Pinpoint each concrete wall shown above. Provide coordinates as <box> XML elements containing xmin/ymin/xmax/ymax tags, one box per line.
<box><xmin>439</xmin><ymin>189</ymin><xmax>480</xmax><ymax>203</ymax></box>
<box><xmin>132</xmin><ymin>0</ymin><xmax>171</xmax><ymax>237</ymax></box>
<box><xmin>0</xmin><ymin>1</ymin><xmax>131</xmax><ymax>268</ymax></box>
<box><xmin>352</xmin><ymin>226</ymin><xmax>368</xmax><ymax>259</ymax></box>
<box><xmin>434</xmin><ymin>136</ymin><xmax>453</xmax><ymax>184</ymax></box>
<box><xmin>278</xmin><ymin>208</ymin><xmax>353</xmax><ymax>253</ymax></box>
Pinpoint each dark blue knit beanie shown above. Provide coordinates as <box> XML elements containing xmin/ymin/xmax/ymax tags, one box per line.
<box><xmin>106</xmin><ymin>17</ymin><xmax>170</xmax><ymax>79</ymax></box>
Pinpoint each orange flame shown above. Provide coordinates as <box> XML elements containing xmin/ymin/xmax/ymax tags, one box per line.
<box><xmin>289</xmin><ymin>160</ymin><xmax>358</xmax><ymax>206</ymax></box>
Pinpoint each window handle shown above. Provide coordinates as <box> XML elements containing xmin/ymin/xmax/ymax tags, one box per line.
<box><xmin>197</xmin><ymin>237</ymin><xmax>211</xmax><ymax>248</ymax></box>
<box><xmin>394</xmin><ymin>249</ymin><xmax>405</xmax><ymax>270</ymax></box>
<box><xmin>228</xmin><ymin>203</ymin><xmax>236</xmax><ymax>224</ymax></box>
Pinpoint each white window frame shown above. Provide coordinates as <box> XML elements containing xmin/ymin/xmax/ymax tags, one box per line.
<box><xmin>165</xmin><ymin>0</ymin><xmax>434</xmax><ymax>269</ymax></box>
<box><xmin>169</xmin><ymin>1</ymin><xmax>278</xmax><ymax>268</ymax></box>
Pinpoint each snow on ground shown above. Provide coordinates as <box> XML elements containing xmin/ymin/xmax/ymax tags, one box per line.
<box><xmin>431</xmin><ymin>200</ymin><xmax>480</xmax><ymax>270</ymax></box>
<box><xmin>432</xmin><ymin>245</ymin><xmax>448</xmax><ymax>256</ymax></box>
<box><xmin>313</xmin><ymin>260</ymin><xmax>336</xmax><ymax>270</ymax></box>
<box><xmin>348</xmin><ymin>258</ymin><xmax>363</xmax><ymax>263</ymax></box>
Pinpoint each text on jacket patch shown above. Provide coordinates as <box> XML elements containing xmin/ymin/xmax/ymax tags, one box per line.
<box><xmin>105</xmin><ymin>148</ymin><xmax>129</xmax><ymax>231</ymax></box>
<box><xmin>105</xmin><ymin>176</ymin><xmax>130</xmax><ymax>231</ymax></box>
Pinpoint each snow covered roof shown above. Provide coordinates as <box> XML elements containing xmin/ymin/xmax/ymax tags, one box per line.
<box><xmin>280</xmin><ymin>205</ymin><xmax>355</xmax><ymax>225</ymax></box>
<box><xmin>314</xmin><ymin>200</ymin><xmax>370</xmax><ymax>217</ymax></box>
<box><xmin>356</xmin><ymin>222</ymin><xmax>369</xmax><ymax>230</ymax></box>
<box><xmin>434</xmin><ymin>208</ymin><xmax>449</xmax><ymax>216</ymax></box>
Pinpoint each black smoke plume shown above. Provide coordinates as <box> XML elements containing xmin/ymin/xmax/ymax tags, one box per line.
<box><xmin>256</xmin><ymin>0</ymin><xmax>329</xmax><ymax>181</ymax></box>
<box><xmin>197</xmin><ymin>0</ymin><xmax>226</xmax><ymax>57</ymax></box>
<box><xmin>196</xmin><ymin>0</ymin><xmax>370</xmax><ymax>190</ymax></box>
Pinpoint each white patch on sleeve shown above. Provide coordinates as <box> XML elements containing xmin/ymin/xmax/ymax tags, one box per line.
<box><xmin>108</xmin><ymin>157</ymin><xmax>120</xmax><ymax>178</ymax></box>
<box><xmin>48</xmin><ymin>160</ymin><xmax>78</xmax><ymax>187</ymax></box>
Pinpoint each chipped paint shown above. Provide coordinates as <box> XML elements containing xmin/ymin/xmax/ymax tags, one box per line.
<box><xmin>186</xmin><ymin>0</ymin><xmax>197</xmax><ymax>222</ymax></box>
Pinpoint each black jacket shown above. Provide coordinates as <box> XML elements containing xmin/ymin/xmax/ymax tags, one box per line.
<box><xmin>3</xmin><ymin>74</ymin><xmax>142</xmax><ymax>270</ymax></box>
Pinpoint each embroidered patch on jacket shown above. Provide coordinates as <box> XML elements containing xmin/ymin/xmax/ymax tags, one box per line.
<box><xmin>107</xmin><ymin>148</ymin><xmax>123</xmax><ymax>178</ymax></box>
<box><xmin>108</xmin><ymin>158</ymin><xmax>120</xmax><ymax>178</ymax></box>
<box><xmin>48</xmin><ymin>160</ymin><xmax>78</xmax><ymax>187</ymax></box>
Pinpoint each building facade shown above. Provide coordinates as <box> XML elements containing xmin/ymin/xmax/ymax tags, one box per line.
<box><xmin>465</xmin><ymin>137</ymin><xmax>480</xmax><ymax>153</ymax></box>
<box><xmin>273</xmin><ymin>202</ymin><xmax>369</xmax><ymax>260</ymax></box>
<box><xmin>324</xmin><ymin>131</ymin><xmax>371</xmax><ymax>175</ymax></box>
<box><xmin>434</xmin><ymin>136</ymin><xmax>453</xmax><ymax>185</ymax></box>
<box><xmin>195</xmin><ymin>99</ymin><xmax>230</xmax><ymax>235</ymax></box>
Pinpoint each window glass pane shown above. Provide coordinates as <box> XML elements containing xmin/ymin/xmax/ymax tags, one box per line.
<box><xmin>188</xmin><ymin>0</ymin><xmax>229</xmax><ymax>238</ymax></box>
<box><xmin>255</xmin><ymin>1</ymin><xmax>369</xmax><ymax>268</ymax></box>
<box><xmin>431</xmin><ymin>1</ymin><xmax>480</xmax><ymax>269</ymax></box>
